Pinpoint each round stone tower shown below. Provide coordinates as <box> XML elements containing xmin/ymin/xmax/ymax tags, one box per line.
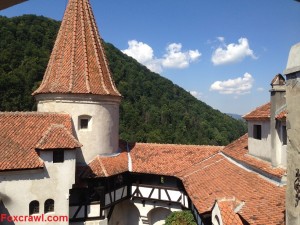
<box><xmin>32</xmin><ymin>0</ymin><xmax>122</xmax><ymax>164</ymax></box>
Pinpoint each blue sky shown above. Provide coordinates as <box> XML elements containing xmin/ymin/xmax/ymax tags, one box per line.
<box><xmin>1</xmin><ymin>0</ymin><xmax>300</xmax><ymax>115</ymax></box>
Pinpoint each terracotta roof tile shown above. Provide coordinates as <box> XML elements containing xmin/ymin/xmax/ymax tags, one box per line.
<box><xmin>0</xmin><ymin>112</ymin><xmax>78</xmax><ymax>171</ymax></box>
<box><xmin>222</xmin><ymin>134</ymin><xmax>286</xmax><ymax>179</ymax></box>
<box><xmin>130</xmin><ymin>143</ymin><xmax>223</xmax><ymax>176</ymax></box>
<box><xmin>182</xmin><ymin>154</ymin><xmax>285</xmax><ymax>225</ymax></box>
<box><xmin>217</xmin><ymin>200</ymin><xmax>244</xmax><ymax>225</ymax></box>
<box><xmin>243</xmin><ymin>102</ymin><xmax>270</xmax><ymax>121</ymax></box>
<box><xmin>36</xmin><ymin>124</ymin><xmax>82</xmax><ymax>150</ymax></box>
<box><xmin>33</xmin><ymin>0</ymin><xmax>121</xmax><ymax>97</ymax></box>
<box><xmin>84</xmin><ymin>150</ymin><xmax>128</xmax><ymax>178</ymax></box>
<box><xmin>276</xmin><ymin>110</ymin><xmax>287</xmax><ymax>120</ymax></box>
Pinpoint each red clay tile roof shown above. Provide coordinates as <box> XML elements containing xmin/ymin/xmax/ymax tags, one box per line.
<box><xmin>36</xmin><ymin>124</ymin><xmax>82</xmax><ymax>150</ymax></box>
<box><xmin>182</xmin><ymin>154</ymin><xmax>285</xmax><ymax>225</ymax></box>
<box><xmin>84</xmin><ymin>150</ymin><xmax>128</xmax><ymax>178</ymax></box>
<box><xmin>83</xmin><ymin>138</ymin><xmax>285</xmax><ymax>224</ymax></box>
<box><xmin>130</xmin><ymin>143</ymin><xmax>223</xmax><ymax>176</ymax></box>
<box><xmin>33</xmin><ymin>0</ymin><xmax>121</xmax><ymax>97</ymax></box>
<box><xmin>217</xmin><ymin>200</ymin><xmax>244</xmax><ymax>225</ymax></box>
<box><xmin>276</xmin><ymin>110</ymin><xmax>287</xmax><ymax>120</ymax></box>
<box><xmin>222</xmin><ymin>134</ymin><xmax>286</xmax><ymax>179</ymax></box>
<box><xmin>0</xmin><ymin>112</ymin><xmax>78</xmax><ymax>171</ymax></box>
<box><xmin>243</xmin><ymin>102</ymin><xmax>270</xmax><ymax>121</ymax></box>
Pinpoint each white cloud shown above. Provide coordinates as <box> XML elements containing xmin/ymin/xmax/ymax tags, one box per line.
<box><xmin>211</xmin><ymin>38</ymin><xmax>257</xmax><ymax>65</ymax></box>
<box><xmin>121</xmin><ymin>40</ymin><xmax>162</xmax><ymax>73</ymax></box>
<box><xmin>189</xmin><ymin>91</ymin><xmax>203</xmax><ymax>99</ymax></box>
<box><xmin>210</xmin><ymin>73</ymin><xmax>254</xmax><ymax>95</ymax></box>
<box><xmin>122</xmin><ymin>40</ymin><xmax>201</xmax><ymax>73</ymax></box>
<box><xmin>162</xmin><ymin>43</ymin><xmax>201</xmax><ymax>69</ymax></box>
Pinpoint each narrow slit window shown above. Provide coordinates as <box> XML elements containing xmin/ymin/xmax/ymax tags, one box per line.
<box><xmin>282</xmin><ymin>125</ymin><xmax>287</xmax><ymax>145</ymax></box>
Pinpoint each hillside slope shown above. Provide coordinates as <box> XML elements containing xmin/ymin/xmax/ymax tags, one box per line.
<box><xmin>0</xmin><ymin>15</ymin><xmax>246</xmax><ymax>145</ymax></box>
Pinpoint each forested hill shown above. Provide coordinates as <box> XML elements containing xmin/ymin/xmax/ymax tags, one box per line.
<box><xmin>0</xmin><ymin>15</ymin><xmax>246</xmax><ymax>145</ymax></box>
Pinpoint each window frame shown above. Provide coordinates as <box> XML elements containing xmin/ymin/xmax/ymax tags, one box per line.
<box><xmin>78</xmin><ymin>115</ymin><xmax>92</xmax><ymax>131</ymax></box>
<box><xmin>253</xmin><ymin>124</ymin><xmax>262</xmax><ymax>140</ymax></box>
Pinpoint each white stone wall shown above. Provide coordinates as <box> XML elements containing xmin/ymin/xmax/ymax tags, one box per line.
<box><xmin>211</xmin><ymin>203</ymin><xmax>223</xmax><ymax>225</ymax></box>
<box><xmin>36</xmin><ymin>94</ymin><xmax>120</xmax><ymax>164</ymax></box>
<box><xmin>247</xmin><ymin>120</ymin><xmax>272</xmax><ymax>161</ymax></box>
<box><xmin>0</xmin><ymin>150</ymin><xmax>76</xmax><ymax>225</ymax></box>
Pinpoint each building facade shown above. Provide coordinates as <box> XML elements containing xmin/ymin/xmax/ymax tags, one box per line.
<box><xmin>0</xmin><ymin>0</ymin><xmax>296</xmax><ymax>225</ymax></box>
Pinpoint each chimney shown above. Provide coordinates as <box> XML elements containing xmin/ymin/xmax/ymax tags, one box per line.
<box><xmin>270</xmin><ymin>74</ymin><xmax>286</xmax><ymax>167</ymax></box>
<box><xmin>285</xmin><ymin>42</ymin><xmax>300</xmax><ymax>225</ymax></box>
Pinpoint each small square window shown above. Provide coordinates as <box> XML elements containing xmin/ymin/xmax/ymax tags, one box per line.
<box><xmin>253</xmin><ymin>125</ymin><xmax>262</xmax><ymax>140</ymax></box>
<box><xmin>53</xmin><ymin>150</ymin><xmax>64</xmax><ymax>163</ymax></box>
<box><xmin>80</xmin><ymin>119</ymin><xmax>89</xmax><ymax>129</ymax></box>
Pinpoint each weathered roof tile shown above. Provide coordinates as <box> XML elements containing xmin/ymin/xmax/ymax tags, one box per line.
<box><xmin>33</xmin><ymin>0</ymin><xmax>121</xmax><ymax>97</ymax></box>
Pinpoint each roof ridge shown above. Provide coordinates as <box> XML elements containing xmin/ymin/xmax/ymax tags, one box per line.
<box><xmin>135</xmin><ymin>142</ymin><xmax>224</xmax><ymax>148</ymax></box>
<box><xmin>36</xmin><ymin>123</ymin><xmax>82</xmax><ymax>150</ymax></box>
<box><xmin>97</xmin><ymin>156</ymin><xmax>108</xmax><ymax>176</ymax></box>
<box><xmin>0</xmin><ymin>112</ymin><xmax>70</xmax><ymax>116</ymax></box>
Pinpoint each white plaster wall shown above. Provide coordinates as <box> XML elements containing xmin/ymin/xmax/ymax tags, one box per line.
<box><xmin>247</xmin><ymin>121</ymin><xmax>272</xmax><ymax>161</ymax></box>
<box><xmin>281</xmin><ymin>145</ymin><xmax>287</xmax><ymax>167</ymax></box>
<box><xmin>0</xmin><ymin>151</ymin><xmax>76</xmax><ymax>225</ymax></box>
<box><xmin>36</xmin><ymin>94</ymin><xmax>120</xmax><ymax>164</ymax></box>
<box><xmin>211</xmin><ymin>203</ymin><xmax>223</xmax><ymax>225</ymax></box>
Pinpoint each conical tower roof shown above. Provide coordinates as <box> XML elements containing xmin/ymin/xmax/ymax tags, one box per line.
<box><xmin>33</xmin><ymin>0</ymin><xmax>121</xmax><ymax>97</ymax></box>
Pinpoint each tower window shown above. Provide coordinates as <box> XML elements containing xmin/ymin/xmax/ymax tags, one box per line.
<box><xmin>53</xmin><ymin>150</ymin><xmax>64</xmax><ymax>163</ymax></box>
<box><xmin>29</xmin><ymin>200</ymin><xmax>39</xmax><ymax>215</ymax></box>
<box><xmin>80</xmin><ymin>119</ymin><xmax>89</xmax><ymax>129</ymax></box>
<box><xmin>79</xmin><ymin>115</ymin><xmax>92</xmax><ymax>130</ymax></box>
<box><xmin>44</xmin><ymin>199</ymin><xmax>54</xmax><ymax>213</ymax></box>
<box><xmin>253</xmin><ymin>125</ymin><xmax>262</xmax><ymax>140</ymax></box>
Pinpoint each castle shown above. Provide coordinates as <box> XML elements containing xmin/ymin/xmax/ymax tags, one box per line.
<box><xmin>1</xmin><ymin>0</ymin><xmax>299</xmax><ymax>224</ymax></box>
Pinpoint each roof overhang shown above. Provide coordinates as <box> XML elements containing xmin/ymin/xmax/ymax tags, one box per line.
<box><xmin>0</xmin><ymin>0</ymin><xmax>27</xmax><ymax>10</ymax></box>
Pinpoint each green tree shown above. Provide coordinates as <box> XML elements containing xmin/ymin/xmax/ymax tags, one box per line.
<box><xmin>165</xmin><ymin>211</ymin><xmax>197</xmax><ymax>225</ymax></box>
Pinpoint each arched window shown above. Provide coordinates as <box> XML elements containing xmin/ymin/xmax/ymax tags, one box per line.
<box><xmin>44</xmin><ymin>199</ymin><xmax>54</xmax><ymax>213</ymax></box>
<box><xmin>29</xmin><ymin>200</ymin><xmax>39</xmax><ymax>215</ymax></box>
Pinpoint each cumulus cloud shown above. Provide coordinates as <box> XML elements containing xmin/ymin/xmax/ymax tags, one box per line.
<box><xmin>122</xmin><ymin>40</ymin><xmax>201</xmax><ymax>73</ymax></box>
<box><xmin>162</xmin><ymin>43</ymin><xmax>201</xmax><ymax>69</ymax></box>
<box><xmin>210</xmin><ymin>73</ymin><xmax>254</xmax><ymax>95</ymax></box>
<box><xmin>211</xmin><ymin>38</ymin><xmax>257</xmax><ymax>65</ymax></box>
<box><xmin>189</xmin><ymin>91</ymin><xmax>203</xmax><ymax>99</ymax></box>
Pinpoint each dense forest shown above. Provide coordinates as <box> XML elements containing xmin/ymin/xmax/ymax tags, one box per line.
<box><xmin>0</xmin><ymin>15</ymin><xmax>246</xmax><ymax>145</ymax></box>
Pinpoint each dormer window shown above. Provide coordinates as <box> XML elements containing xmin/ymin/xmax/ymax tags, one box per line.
<box><xmin>79</xmin><ymin>115</ymin><xmax>92</xmax><ymax>130</ymax></box>
<box><xmin>253</xmin><ymin>125</ymin><xmax>262</xmax><ymax>140</ymax></box>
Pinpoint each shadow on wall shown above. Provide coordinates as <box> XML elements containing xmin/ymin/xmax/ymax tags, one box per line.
<box><xmin>0</xmin><ymin>200</ymin><xmax>16</xmax><ymax>225</ymax></box>
<box><xmin>108</xmin><ymin>200</ymin><xmax>140</xmax><ymax>225</ymax></box>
